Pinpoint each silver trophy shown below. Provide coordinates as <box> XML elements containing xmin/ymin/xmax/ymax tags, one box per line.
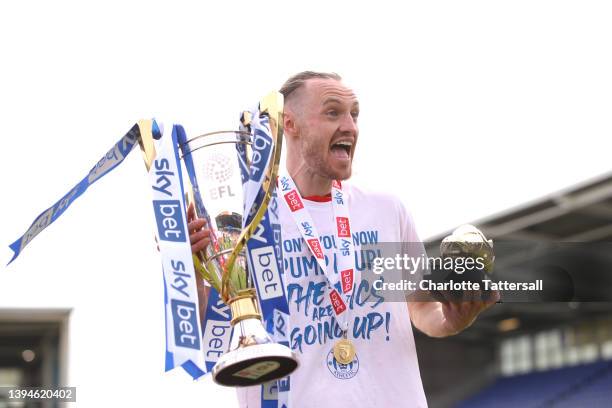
<box><xmin>140</xmin><ymin>93</ymin><xmax>298</xmax><ymax>386</ymax></box>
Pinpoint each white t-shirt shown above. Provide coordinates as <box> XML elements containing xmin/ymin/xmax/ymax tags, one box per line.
<box><xmin>238</xmin><ymin>184</ymin><xmax>428</xmax><ymax>408</ymax></box>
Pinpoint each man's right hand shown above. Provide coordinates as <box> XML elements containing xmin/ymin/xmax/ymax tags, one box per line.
<box><xmin>187</xmin><ymin>201</ymin><xmax>211</xmax><ymax>255</ymax></box>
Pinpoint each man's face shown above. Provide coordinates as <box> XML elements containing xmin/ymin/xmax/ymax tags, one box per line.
<box><xmin>291</xmin><ymin>78</ymin><xmax>359</xmax><ymax>181</ymax></box>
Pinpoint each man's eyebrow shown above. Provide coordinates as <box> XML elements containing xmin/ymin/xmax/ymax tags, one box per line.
<box><xmin>322</xmin><ymin>97</ymin><xmax>343</xmax><ymax>105</ymax></box>
<box><xmin>322</xmin><ymin>97</ymin><xmax>359</xmax><ymax>107</ymax></box>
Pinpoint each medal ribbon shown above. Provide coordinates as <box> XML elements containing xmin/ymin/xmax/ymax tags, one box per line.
<box><xmin>278</xmin><ymin>173</ymin><xmax>358</xmax><ymax>333</ymax></box>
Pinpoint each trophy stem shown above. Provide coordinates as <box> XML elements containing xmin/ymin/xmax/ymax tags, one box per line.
<box><xmin>229</xmin><ymin>289</ymin><xmax>261</xmax><ymax>326</ymax></box>
<box><xmin>212</xmin><ymin>289</ymin><xmax>299</xmax><ymax>386</ymax></box>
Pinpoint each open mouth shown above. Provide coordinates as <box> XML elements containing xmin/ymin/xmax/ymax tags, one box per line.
<box><xmin>330</xmin><ymin>141</ymin><xmax>353</xmax><ymax>160</ymax></box>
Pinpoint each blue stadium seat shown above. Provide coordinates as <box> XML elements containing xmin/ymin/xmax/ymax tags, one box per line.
<box><xmin>455</xmin><ymin>361</ymin><xmax>612</xmax><ymax>408</ymax></box>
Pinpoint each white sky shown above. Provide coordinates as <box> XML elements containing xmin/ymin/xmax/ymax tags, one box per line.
<box><xmin>0</xmin><ymin>1</ymin><xmax>611</xmax><ymax>406</ymax></box>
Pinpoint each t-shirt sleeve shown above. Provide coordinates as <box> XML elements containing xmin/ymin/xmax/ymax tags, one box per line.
<box><xmin>396</xmin><ymin>198</ymin><xmax>421</xmax><ymax>244</ymax></box>
<box><xmin>395</xmin><ymin>198</ymin><xmax>429</xmax><ymax>280</ymax></box>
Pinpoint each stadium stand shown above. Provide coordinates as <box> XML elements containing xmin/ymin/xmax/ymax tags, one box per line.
<box><xmin>455</xmin><ymin>360</ymin><xmax>612</xmax><ymax>407</ymax></box>
<box><xmin>420</xmin><ymin>172</ymin><xmax>612</xmax><ymax>407</ymax></box>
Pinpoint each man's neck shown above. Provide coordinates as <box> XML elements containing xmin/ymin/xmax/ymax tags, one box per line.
<box><xmin>288</xmin><ymin>163</ymin><xmax>333</xmax><ymax>197</ymax></box>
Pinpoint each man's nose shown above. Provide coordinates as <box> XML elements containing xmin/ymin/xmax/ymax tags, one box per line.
<box><xmin>339</xmin><ymin>112</ymin><xmax>358</xmax><ymax>135</ymax></box>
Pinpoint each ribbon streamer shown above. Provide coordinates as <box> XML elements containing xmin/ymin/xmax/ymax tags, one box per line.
<box><xmin>8</xmin><ymin>121</ymin><xmax>159</xmax><ymax>264</ymax></box>
<box><xmin>238</xmin><ymin>108</ymin><xmax>291</xmax><ymax>408</ymax></box>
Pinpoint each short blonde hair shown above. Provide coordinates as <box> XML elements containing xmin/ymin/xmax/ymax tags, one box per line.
<box><xmin>279</xmin><ymin>71</ymin><xmax>342</xmax><ymax>100</ymax></box>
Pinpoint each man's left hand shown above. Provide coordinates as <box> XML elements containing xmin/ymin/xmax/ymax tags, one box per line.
<box><xmin>437</xmin><ymin>290</ymin><xmax>500</xmax><ymax>335</ymax></box>
<box><xmin>408</xmin><ymin>290</ymin><xmax>500</xmax><ymax>338</ymax></box>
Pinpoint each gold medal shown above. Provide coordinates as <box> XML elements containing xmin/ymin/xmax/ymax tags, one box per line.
<box><xmin>333</xmin><ymin>338</ymin><xmax>356</xmax><ymax>365</ymax></box>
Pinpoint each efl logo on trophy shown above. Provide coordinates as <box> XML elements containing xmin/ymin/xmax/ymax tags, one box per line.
<box><xmin>202</xmin><ymin>153</ymin><xmax>238</xmax><ymax>200</ymax></box>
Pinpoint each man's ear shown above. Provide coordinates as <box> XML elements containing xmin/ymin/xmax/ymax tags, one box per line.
<box><xmin>283</xmin><ymin>109</ymin><xmax>298</xmax><ymax>138</ymax></box>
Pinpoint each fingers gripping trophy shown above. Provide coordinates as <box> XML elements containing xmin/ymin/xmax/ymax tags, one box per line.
<box><xmin>140</xmin><ymin>92</ymin><xmax>298</xmax><ymax>387</ymax></box>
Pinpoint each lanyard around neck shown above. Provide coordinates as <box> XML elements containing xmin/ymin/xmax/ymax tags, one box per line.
<box><xmin>278</xmin><ymin>173</ymin><xmax>359</xmax><ymax>333</ymax></box>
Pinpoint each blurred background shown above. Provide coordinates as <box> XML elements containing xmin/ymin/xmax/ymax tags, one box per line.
<box><xmin>421</xmin><ymin>171</ymin><xmax>612</xmax><ymax>407</ymax></box>
<box><xmin>0</xmin><ymin>1</ymin><xmax>610</xmax><ymax>407</ymax></box>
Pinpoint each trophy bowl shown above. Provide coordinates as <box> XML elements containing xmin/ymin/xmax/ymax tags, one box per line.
<box><xmin>179</xmin><ymin>95</ymin><xmax>298</xmax><ymax>386</ymax></box>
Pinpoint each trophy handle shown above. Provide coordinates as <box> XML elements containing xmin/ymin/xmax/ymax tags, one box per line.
<box><xmin>220</xmin><ymin>91</ymin><xmax>284</xmax><ymax>303</ymax></box>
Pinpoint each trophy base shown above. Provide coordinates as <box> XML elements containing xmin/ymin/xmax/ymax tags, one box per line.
<box><xmin>213</xmin><ymin>342</ymin><xmax>298</xmax><ymax>387</ymax></box>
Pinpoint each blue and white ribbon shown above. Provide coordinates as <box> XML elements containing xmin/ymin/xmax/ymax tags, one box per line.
<box><xmin>242</xmin><ymin>113</ymin><xmax>274</xmax><ymax>223</ymax></box>
<box><xmin>152</xmin><ymin>124</ymin><xmax>206</xmax><ymax>379</ymax></box>
<box><xmin>7</xmin><ymin>122</ymin><xmax>154</xmax><ymax>264</ymax></box>
<box><xmin>237</xmin><ymin>108</ymin><xmax>291</xmax><ymax>408</ymax></box>
<box><xmin>175</xmin><ymin>125</ymin><xmax>233</xmax><ymax>374</ymax></box>
<box><xmin>8</xmin><ymin>120</ymin><xmax>211</xmax><ymax>380</ymax></box>
<box><xmin>239</xmin><ymin>110</ymin><xmax>288</xmax><ymax>327</ymax></box>
<box><xmin>7</xmin><ymin>115</ymin><xmax>293</xmax><ymax>394</ymax></box>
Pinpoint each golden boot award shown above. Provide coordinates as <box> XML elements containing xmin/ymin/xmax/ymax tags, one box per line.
<box><xmin>440</xmin><ymin>225</ymin><xmax>495</xmax><ymax>274</ymax></box>
<box><xmin>170</xmin><ymin>92</ymin><xmax>297</xmax><ymax>386</ymax></box>
<box><xmin>431</xmin><ymin>225</ymin><xmax>496</xmax><ymax>301</ymax></box>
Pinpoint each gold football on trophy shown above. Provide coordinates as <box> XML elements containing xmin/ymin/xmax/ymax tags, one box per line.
<box><xmin>440</xmin><ymin>224</ymin><xmax>495</xmax><ymax>274</ymax></box>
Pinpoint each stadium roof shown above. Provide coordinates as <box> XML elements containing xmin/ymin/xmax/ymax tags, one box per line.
<box><xmin>424</xmin><ymin>171</ymin><xmax>612</xmax><ymax>342</ymax></box>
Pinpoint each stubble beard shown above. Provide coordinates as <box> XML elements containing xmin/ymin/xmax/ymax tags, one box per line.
<box><xmin>301</xmin><ymin>137</ymin><xmax>352</xmax><ymax>182</ymax></box>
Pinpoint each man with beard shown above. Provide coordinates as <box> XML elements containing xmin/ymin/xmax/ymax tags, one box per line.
<box><xmin>188</xmin><ymin>71</ymin><xmax>498</xmax><ymax>407</ymax></box>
